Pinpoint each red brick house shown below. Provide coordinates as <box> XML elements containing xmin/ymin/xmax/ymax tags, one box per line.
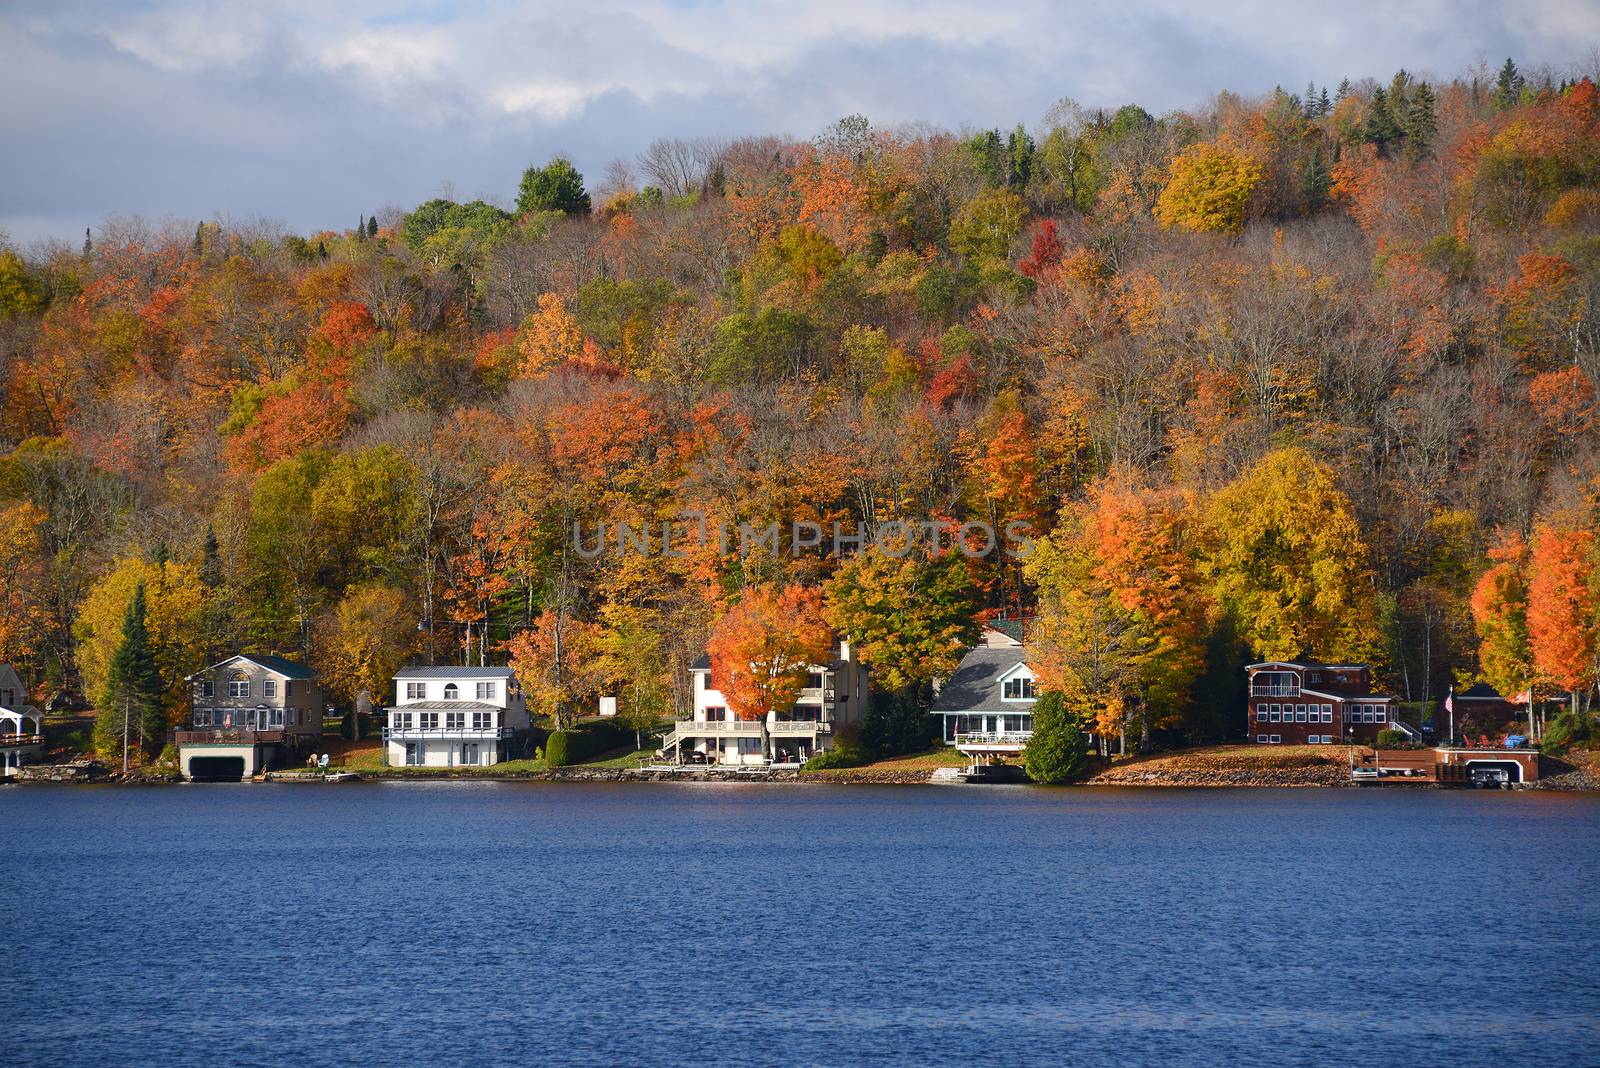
<box><xmin>1246</xmin><ymin>661</ymin><xmax>1398</xmax><ymax>745</ymax></box>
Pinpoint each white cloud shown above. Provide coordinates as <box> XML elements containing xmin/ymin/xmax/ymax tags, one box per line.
<box><xmin>2</xmin><ymin>0</ymin><xmax>1597</xmax><ymax>242</ymax></box>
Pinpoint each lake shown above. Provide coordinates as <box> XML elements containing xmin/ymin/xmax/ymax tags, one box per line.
<box><xmin>2</xmin><ymin>783</ymin><xmax>1597</xmax><ymax>1067</ymax></box>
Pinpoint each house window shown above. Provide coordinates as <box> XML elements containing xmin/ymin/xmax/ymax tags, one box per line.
<box><xmin>446</xmin><ymin>711</ymin><xmax>464</xmax><ymax>730</ymax></box>
<box><xmin>263</xmin><ymin>679</ymin><xmax>278</xmax><ymax>699</ymax></box>
<box><xmin>1256</xmin><ymin>707</ymin><xmax>1266</xmax><ymax>722</ymax></box>
<box><xmin>443</xmin><ymin>683</ymin><xmax>459</xmax><ymax>700</ymax></box>
<box><xmin>1003</xmin><ymin>715</ymin><xmax>1028</xmax><ymax>732</ymax></box>
<box><xmin>195</xmin><ymin>709</ymin><xmax>212</xmax><ymax>726</ymax></box>
<box><xmin>420</xmin><ymin>712</ymin><xmax>438</xmax><ymax>730</ymax></box>
<box><xmin>1269</xmin><ymin>734</ymin><xmax>1281</xmax><ymax>744</ymax></box>
<box><xmin>704</xmin><ymin>706</ymin><xmax>728</xmax><ymax>722</ymax></box>
<box><xmin>269</xmin><ymin>708</ymin><xmax>283</xmax><ymax>727</ymax></box>
<box><xmin>1256</xmin><ymin>734</ymin><xmax>1269</xmax><ymax>744</ymax></box>
<box><xmin>199</xmin><ymin>680</ymin><xmax>214</xmax><ymax>698</ymax></box>
<box><xmin>475</xmin><ymin>681</ymin><xmax>496</xmax><ymax>701</ymax></box>
<box><xmin>405</xmin><ymin>682</ymin><xmax>426</xmax><ymax>701</ymax></box>
<box><xmin>404</xmin><ymin>743</ymin><xmax>419</xmax><ymax>765</ymax></box>
<box><xmin>1003</xmin><ymin>676</ymin><xmax>1035</xmax><ymax>700</ymax></box>
<box><xmin>472</xmin><ymin>711</ymin><xmax>492</xmax><ymax>730</ymax></box>
<box><xmin>1322</xmin><ymin>706</ymin><xmax>1333</xmax><ymax>723</ymax></box>
<box><xmin>805</xmin><ymin>672</ymin><xmax>824</xmax><ymax>690</ymax></box>
<box><xmin>462</xmin><ymin>743</ymin><xmax>479</xmax><ymax>765</ymax></box>
<box><xmin>1269</xmin><ymin>706</ymin><xmax>1280</xmax><ymax>723</ymax></box>
<box><xmin>1296</xmin><ymin>706</ymin><xmax>1308</xmax><ymax>723</ymax></box>
<box><xmin>228</xmin><ymin>675</ymin><xmax>250</xmax><ymax>698</ymax></box>
<box><xmin>393</xmin><ymin>711</ymin><xmax>412</xmax><ymax>730</ymax></box>
<box><xmin>1309</xmin><ymin>672</ymin><xmax>1321</xmax><ymax>683</ymax></box>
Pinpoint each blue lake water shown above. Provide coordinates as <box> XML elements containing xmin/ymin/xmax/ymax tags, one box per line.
<box><xmin>3</xmin><ymin>783</ymin><xmax>1598</xmax><ymax>1067</ymax></box>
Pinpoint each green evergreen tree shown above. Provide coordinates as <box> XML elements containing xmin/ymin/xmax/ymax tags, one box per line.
<box><xmin>82</xmin><ymin>227</ymin><xmax>92</xmax><ymax>256</ymax></box>
<box><xmin>1335</xmin><ymin>78</ymin><xmax>1352</xmax><ymax>101</ymax></box>
<box><xmin>516</xmin><ymin>156</ymin><xmax>591</xmax><ymax>216</ymax></box>
<box><xmin>357</xmin><ymin>214</ymin><xmax>366</xmax><ymax>239</ymax></box>
<box><xmin>1318</xmin><ymin>87</ymin><xmax>1332</xmax><ymax>115</ymax></box>
<box><xmin>1403</xmin><ymin>82</ymin><xmax>1438</xmax><ymax>161</ymax></box>
<box><xmin>200</xmin><ymin>526</ymin><xmax>222</xmax><ymax>588</ymax></box>
<box><xmin>1022</xmin><ymin>690</ymin><xmax>1090</xmax><ymax>785</ymax></box>
<box><xmin>1362</xmin><ymin>86</ymin><xmax>1401</xmax><ymax>155</ymax></box>
<box><xmin>1007</xmin><ymin>123</ymin><xmax>1035</xmax><ymax>188</ymax></box>
<box><xmin>1302</xmin><ymin>82</ymin><xmax>1318</xmax><ymax>119</ymax></box>
<box><xmin>367</xmin><ymin>214</ymin><xmax>379</xmax><ymax>238</ymax></box>
<box><xmin>1493</xmin><ymin>58</ymin><xmax>1524</xmax><ymax>110</ymax></box>
<box><xmin>1300</xmin><ymin>143</ymin><xmax>1332</xmax><ymax>209</ymax></box>
<box><xmin>93</xmin><ymin>582</ymin><xmax>164</xmax><ymax>759</ymax></box>
<box><xmin>192</xmin><ymin>223</ymin><xmax>204</xmax><ymax>257</ymax></box>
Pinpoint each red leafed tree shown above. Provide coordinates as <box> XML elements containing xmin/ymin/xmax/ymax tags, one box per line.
<box><xmin>1527</xmin><ymin>514</ymin><xmax>1597</xmax><ymax>704</ymax></box>
<box><xmin>1018</xmin><ymin>219</ymin><xmax>1065</xmax><ymax>279</ymax></box>
<box><xmin>707</xmin><ymin>585</ymin><xmax>833</xmax><ymax>723</ymax></box>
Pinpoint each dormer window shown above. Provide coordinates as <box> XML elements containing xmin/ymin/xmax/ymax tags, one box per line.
<box><xmin>1003</xmin><ymin>676</ymin><xmax>1035</xmax><ymax>700</ymax></box>
<box><xmin>443</xmin><ymin>683</ymin><xmax>459</xmax><ymax>700</ymax></box>
<box><xmin>1309</xmin><ymin>672</ymin><xmax>1321</xmax><ymax>684</ymax></box>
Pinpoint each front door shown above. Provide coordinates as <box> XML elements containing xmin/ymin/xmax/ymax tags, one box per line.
<box><xmin>256</xmin><ymin>707</ymin><xmax>269</xmax><ymax>730</ymax></box>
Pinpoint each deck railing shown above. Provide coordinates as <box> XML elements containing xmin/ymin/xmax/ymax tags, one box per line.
<box><xmin>1250</xmin><ymin>683</ymin><xmax>1301</xmax><ymax>697</ymax></box>
<box><xmin>175</xmin><ymin>729</ymin><xmax>287</xmax><ymax>745</ymax></box>
<box><xmin>385</xmin><ymin>725</ymin><xmax>508</xmax><ymax>738</ymax></box>
<box><xmin>0</xmin><ymin>733</ymin><xmax>44</xmax><ymax>746</ymax></box>
<box><xmin>955</xmin><ymin>731</ymin><xmax>1033</xmax><ymax>746</ymax></box>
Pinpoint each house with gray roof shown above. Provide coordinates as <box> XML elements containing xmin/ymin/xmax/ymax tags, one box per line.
<box><xmin>384</xmin><ymin>665</ymin><xmax>530</xmax><ymax>767</ymax></box>
<box><xmin>0</xmin><ymin>663</ymin><xmax>44</xmax><ymax>778</ymax></box>
<box><xmin>931</xmin><ymin>644</ymin><xmax>1038</xmax><ymax>761</ymax></box>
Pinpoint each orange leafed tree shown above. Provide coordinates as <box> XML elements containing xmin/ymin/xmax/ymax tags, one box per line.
<box><xmin>1470</xmin><ymin>530</ymin><xmax>1532</xmax><ymax>700</ymax></box>
<box><xmin>1526</xmin><ymin>514</ymin><xmax>1597</xmax><ymax>701</ymax></box>
<box><xmin>707</xmin><ymin>584</ymin><xmax>832</xmax><ymax>721</ymax></box>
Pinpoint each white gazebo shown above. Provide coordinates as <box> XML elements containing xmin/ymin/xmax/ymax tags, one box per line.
<box><xmin>0</xmin><ymin>663</ymin><xmax>43</xmax><ymax>777</ymax></box>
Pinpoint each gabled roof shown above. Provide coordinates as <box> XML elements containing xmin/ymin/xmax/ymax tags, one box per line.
<box><xmin>1246</xmin><ymin>660</ymin><xmax>1370</xmax><ymax>672</ymax></box>
<box><xmin>1457</xmin><ymin>682</ymin><xmax>1510</xmax><ymax>701</ymax></box>
<box><xmin>393</xmin><ymin>666</ymin><xmax>515</xmax><ymax>680</ymax></box>
<box><xmin>187</xmin><ymin>654</ymin><xmax>313</xmax><ymax>680</ymax></box>
<box><xmin>931</xmin><ymin>647</ymin><xmax>1032</xmax><ymax>714</ymax></box>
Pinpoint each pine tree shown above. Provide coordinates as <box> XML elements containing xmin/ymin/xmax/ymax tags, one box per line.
<box><xmin>82</xmin><ymin>227</ymin><xmax>92</xmax><ymax>256</ymax></box>
<box><xmin>1493</xmin><ymin>58</ymin><xmax>1524</xmax><ymax>110</ymax></box>
<box><xmin>1363</xmin><ymin>86</ymin><xmax>1401</xmax><ymax>155</ymax></box>
<box><xmin>367</xmin><ymin>214</ymin><xmax>379</xmax><ymax>238</ymax></box>
<box><xmin>192</xmin><ymin>223</ymin><xmax>204</xmax><ymax>257</ymax></box>
<box><xmin>1336</xmin><ymin>78</ymin><xmax>1352</xmax><ymax>101</ymax></box>
<box><xmin>1300</xmin><ymin>143</ymin><xmax>1332</xmax><ymax>208</ymax></box>
<box><xmin>93</xmin><ymin>582</ymin><xmax>164</xmax><ymax>760</ymax></box>
<box><xmin>1023</xmin><ymin>690</ymin><xmax>1090</xmax><ymax>784</ymax></box>
<box><xmin>357</xmin><ymin>214</ymin><xmax>366</xmax><ymax>239</ymax></box>
<box><xmin>1303</xmin><ymin>82</ymin><xmax>1319</xmax><ymax>119</ymax></box>
<box><xmin>200</xmin><ymin>526</ymin><xmax>222</xmax><ymax>589</ymax></box>
<box><xmin>1318</xmin><ymin>87</ymin><xmax>1331</xmax><ymax>116</ymax></box>
<box><xmin>1404</xmin><ymin>82</ymin><xmax>1438</xmax><ymax>161</ymax></box>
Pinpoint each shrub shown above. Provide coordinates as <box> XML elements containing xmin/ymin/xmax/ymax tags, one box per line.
<box><xmin>544</xmin><ymin>731</ymin><xmax>571</xmax><ymax>767</ymax></box>
<box><xmin>1375</xmin><ymin>728</ymin><xmax>1411</xmax><ymax>747</ymax></box>
<box><xmin>860</xmin><ymin>691</ymin><xmax>936</xmax><ymax>758</ymax></box>
<box><xmin>802</xmin><ymin>734</ymin><xmax>869</xmax><ymax>770</ymax></box>
<box><xmin>1023</xmin><ymin>691</ymin><xmax>1090</xmax><ymax>785</ymax></box>
<box><xmin>1541</xmin><ymin>710</ymin><xmax>1598</xmax><ymax>755</ymax></box>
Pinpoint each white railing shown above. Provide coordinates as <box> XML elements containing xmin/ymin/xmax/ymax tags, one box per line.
<box><xmin>772</xmin><ymin>720</ymin><xmax>829</xmax><ymax>734</ymax></box>
<box><xmin>955</xmin><ymin>731</ymin><xmax>1033</xmax><ymax>746</ymax></box>
<box><xmin>385</xmin><ymin>726</ymin><xmax>507</xmax><ymax>738</ymax></box>
<box><xmin>1251</xmin><ymin>683</ymin><xmax>1301</xmax><ymax>697</ymax></box>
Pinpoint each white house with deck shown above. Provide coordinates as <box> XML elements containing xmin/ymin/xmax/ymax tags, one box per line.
<box><xmin>661</xmin><ymin>640</ymin><xmax>869</xmax><ymax>766</ymax></box>
<box><xmin>931</xmin><ymin>642</ymin><xmax>1039</xmax><ymax>766</ymax></box>
<box><xmin>384</xmin><ymin>666</ymin><xmax>530</xmax><ymax>767</ymax></box>
<box><xmin>0</xmin><ymin>664</ymin><xmax>44</xmax><ymax>778</ymax></box>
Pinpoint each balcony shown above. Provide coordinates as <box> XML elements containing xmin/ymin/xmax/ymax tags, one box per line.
<box><xmin>955</xmin><ymin>731</ymin><xmax>1033</xmax><ymax>751</ymax></box>
<box><xmin>1250</xmin><ymin>683</ymin><xmax>1301</xmax><ymax>697</ymax></box>
<box><xmin>386</xmin><ymin>725</ymin><xmax>508</xmax><ymax>739</ymax></box>
<box><xmin>0</xmin><ymin>733</ymin><xmax>44</xmax><ymax>747</ymax></box>
<box><xmin>175</xmin><ymin>729</ymin><xmax>286</xmax><ymax>745</ymax></box>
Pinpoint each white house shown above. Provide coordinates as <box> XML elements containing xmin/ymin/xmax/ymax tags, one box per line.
<box><xmin>931</xmin><ymin>645</ymin><xmax>1039</xmax><ymax>764</ymax></box>
<box><xmin>384</xmin><ymin>666</ymin><xmax>530</xmax><ymax>768</ymax></box>
<box><xmin>0</xmin><ymin>664</ymin><xmax>43</xmax><ymax>778</ymax></box>
<box><xmin>660</xmin><ymin>640</ymin><xmax>870</xmax><ymax>766</ymax></box>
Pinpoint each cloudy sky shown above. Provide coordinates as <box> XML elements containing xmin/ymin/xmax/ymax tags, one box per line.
<box><xmin>3</xmin><ymin>0</ymin><xmax>1597</xmax><ymax>244</ymax></box>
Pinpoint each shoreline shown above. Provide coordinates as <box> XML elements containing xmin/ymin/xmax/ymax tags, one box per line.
<box><xmin>11</xmin><ymin>760</ymin><xmax>1599</xmax><ymax>791</ymax></box>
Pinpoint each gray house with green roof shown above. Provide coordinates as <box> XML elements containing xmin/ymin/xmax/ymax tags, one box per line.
<box><xmin>178</xmin><ymin>654</ymin><xmax>325</xmax><ymax>780</ymax></box>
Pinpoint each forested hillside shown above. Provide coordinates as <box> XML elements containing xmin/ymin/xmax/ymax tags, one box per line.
<box><xmin>1</xmin><ymin>60</ymin><xmax>1596</xmax><ymax>751</ymax></box>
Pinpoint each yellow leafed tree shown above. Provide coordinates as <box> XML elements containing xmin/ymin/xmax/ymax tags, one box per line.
<box><xmin>1154</xmin><ymin>142</ymin><xmax>1263</xmax><ymax>235</ymax></box>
